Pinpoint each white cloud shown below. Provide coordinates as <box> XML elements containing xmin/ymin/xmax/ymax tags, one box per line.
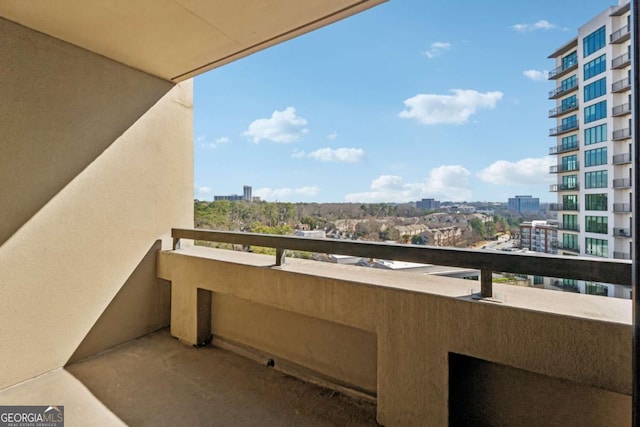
<box><xmin>291</xmin><ymin>148</ymin><xmax>306</xmax><ymax>158</ymax></box>
<box><xmin>197</xmin><ymin>135</ymin><xmax>232</xmax><ymax>148</ymax></box>
<box><xmin>327</xmin><ymin>131</ymin><xmax>338</xmax><ymax>140</ymax></box>
<box><xmin>478</xmin><ymin>157</ymin><xmax>555</xmax><ymax>185</ymax></box>
<box><xmin>255</xmin><ymin>186</ymin><xmax>320</xmax><ymax>201</ymax></box>
<box><xmin>345</xmin><ymin>165</ymin><xmax>472</xmax><ymax>202</ymax></box>
<box><xmin>523</xmin><ymin>70</ymin><xmax>549</xmax><ymax>81</ymax></box>
<box><xmin>399</xmin><ymin>89</ymin><xmax>503</xmax><ymax>125</ymax></box>
<box><xmin>308</xmin><ymin>147</ymin><xmax>365</xmax><ymax>163</ymax></box>
<box><xmin>194</xmin><ymin>185</ymin><xmax>212</xmax><ymax>200</ymax></box>
<box><xmin>512</xmin><ymin>20</ymin><xmax>558</xmax><ymax>32</ymax></box>
<box><xmin>243</xmin><ymin>107</ymin><xmax>308</xmax><ymax>143</ymax></box>
<box><xmin>424</xmin><ymin>41</ymin><xmax>452</xmax><ymax>59</ymax></box>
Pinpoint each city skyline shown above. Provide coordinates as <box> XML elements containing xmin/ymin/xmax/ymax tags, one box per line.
<box><xmin>194</xmin><ymin>0</ymin><xmax>617</xmax><ymax>203</ymax></box>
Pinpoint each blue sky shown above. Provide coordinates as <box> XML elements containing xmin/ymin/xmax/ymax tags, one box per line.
<box><xmin>194</xmin><ymin>0</ymin><xmax>615</xmax><ymax>204</ymax></box>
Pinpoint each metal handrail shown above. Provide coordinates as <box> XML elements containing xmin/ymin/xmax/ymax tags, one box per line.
<box><xmin>613</xmin><ymin>52</ymin><xmax>631</xmax><ymax>69</ymax></box>
<box><xmin>171</xmin><ymin>228</ymin><xmax>631</xmax><ymax>298</ymax></box>
<box><xmin>613</xmin><ymin>77</ymin><xmax>631</xmax><ymax>92</ymax></box>
<box><xmin>610</xmin><ymin>25</ymin><xmax>630</xmax><ymax>43</ymax></box>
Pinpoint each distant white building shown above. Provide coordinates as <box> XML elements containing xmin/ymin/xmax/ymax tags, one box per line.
<box><xmin>294</xmin><ymin>230</ymin><xmax>326</xmax><ymax>239</ymax></box>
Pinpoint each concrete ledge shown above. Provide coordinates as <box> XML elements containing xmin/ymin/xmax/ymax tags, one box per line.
<box><xmin>158</xmin><ymin>246</ymin><xmax>632</xmax><ymax>426</ymax></box>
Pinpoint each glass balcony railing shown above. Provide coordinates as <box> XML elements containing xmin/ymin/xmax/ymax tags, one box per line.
<box><xmin>612</xmin><ymin>52</ymin><xmax>631</xmax><ymax>69</ymax></box>
<box><xmin>612</xmin><ymin>103</ymin><xmax>631</xmax><ymax>117</ymax></box>
<box><xmin>550</xmin><ymin>183</ymin><xmax>579</xmax><ymax>192</ymax></box>
<box><xmin>549</xmin><ymin>121</ymin><xmax>579</xmax><ymax>136</ymax></box>
<box><xmin>613</xmin><ymin>227</ymin><xmax>632</xmax><ymax>238</ymax></box>
<box><xmin>610</xmin><ymin>25</ymin><xmax>630</xmax><ymax>44</ymax></box>
<box><xmin>549</xmin><ymin>140</ymin><xmax>579</xmax><ymax>155</ymax></box>
<box><xmin>612</xmin><ymin>153</ymin><xmax>632</xmax><ymax>164</ymax></box>
<box><xmin>548</xmin><ymin>81</ymin><xmax>578</xmax><ymax>99</ymax></box>
<box><xmin>614</xmin><ymin>251</ymin><xmax>631</xmax><ymax>260</ymax></box>
<box><xmin>549</xmin><ymin>100</ymin><xmax>579</xmax><ymax>118</ymax></box>
<box><xmin>613</xmin><ymin>203</ymin><xmax>632</xmax><ymax>213</ymax></box>
<box><xmin>548</xmin><ymin>60</ymin><xmax>578</xmax><ymax>80</ymax></box>
<box><xmin>612</xmin><ymin>178</ymin><xmax>632</xmax><ymax>189</ymax></box>
<box><xmin>549</xmin><ymin>203</ymin><xmax>579</xmax><ymax>211</ymax></box>
<box><xmin>612</xmin><ymin>128</ymin><xmax>632</xmax><ymax>140</ymax></box>
<box><xmin>550</xmin><ymin>162</ymin><xmax>579</xmax><ymax>173</ymax></box>
<box><xmin>612</xmin><ymin>77</ymin><xmax>631</xmax><ymax>93</ymax></box>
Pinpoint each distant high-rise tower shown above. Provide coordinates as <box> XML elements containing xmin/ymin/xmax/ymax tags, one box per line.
<box><xmin>548</xmin><ymin>0</ymin><xmax>631</xmax><ymax>298</ymax></box>
<box><xmin>507</xmin><ymin>195</ymin><xmax>540</xmax><ymax>213</ymax></box>
<box><xmin>243</xmin><ymin>185</ymin><xmax>252</xmax><ymax>202</ymax></box>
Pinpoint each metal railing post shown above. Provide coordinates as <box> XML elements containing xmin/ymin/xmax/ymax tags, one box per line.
<box><xmin>480</xmin><ymin>269</ymin><xmax>492</xmax><ymax>298</ymax></box>
<box><xmin>275</xmin><ymin>248</ymin><xmax>286</xmax><ymax>266</ymax></box>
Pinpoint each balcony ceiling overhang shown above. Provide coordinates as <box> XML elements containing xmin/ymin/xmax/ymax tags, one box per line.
<box><xmin>0</xmin><ymin>0</ymin><xmax>385</xmax><ymax>82</ymax></box>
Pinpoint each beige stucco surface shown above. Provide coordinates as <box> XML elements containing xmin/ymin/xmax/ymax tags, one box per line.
<box><xmin>0</xmin><ymin>369</ymin><xmax>126</xmax><ymax>427</ymax></box>
<box><xmin>0</xmin><ymin>18</ymin><xmax>193</xmax><ymax>389</ymax></box>
<box><xmin>159</xmin><ymin>246</ymin><xmax>632</xmax><ymax>426</ymax></box>
<box><xmin>0</xmin><ymin>0</ymin><xmax>386</xmax><ymax>81</ymax></box>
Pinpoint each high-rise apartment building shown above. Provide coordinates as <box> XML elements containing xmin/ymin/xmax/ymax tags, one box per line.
<box><xmin>548</xmin><ymin>0</ymin><xmax>631</xmax><ymax>298</ymax></box>
<box><xmin>243</xmin><ymin>185</ymin><xmax>252</xmax><ymax>202</ymax></box>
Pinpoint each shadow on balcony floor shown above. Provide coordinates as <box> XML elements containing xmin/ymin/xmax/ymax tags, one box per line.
<box><xmin>65</xmin><ymin>329</ymin><xmax>378</xmax><ymax>427</ymax></box>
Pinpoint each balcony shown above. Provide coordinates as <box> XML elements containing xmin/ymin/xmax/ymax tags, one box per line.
<box><xmin>550</xmin><ymin>162</ymin><xmax>579</xmax><ymax>173</ymax></box>
<box><xmin>614</xmin><ymin>227</ymin><xmax>632</xmax><ymax>238</ymax></box>
<box><xmin>549</xmin><ymin>100</ymin><xmax>579</xmax><ymax>118</ymax></box>
<box><xmin>614</xmin><ymin>203</ymin><xmax>632</xmax><ymax>213</ymax></box>
<box><xmin>614</xmin><ymin>251</ymin><xmax>632</xmax><ymax>260</ymax></box>
<box><xmin>551</xmin><ymin>240</ymin><xmax>580</xmax><ymax>253</ymax></box>
<box><xmin>550</xmin><ymin>183</ymin><xmax>579</xmax><ymax>192</ymax></box>
<box><xmin>610</xmin><ymin>25</ymin><xmax>631</xmax><ymax>44</ymax></box>
<box><xmin>612</xmin><ymin>77</ymin><xmax>631</xmax><ymax>93</ymax></box>
<box><xmin>549</xmin><ymin>140</ymin><xmax>579</xmax><ymax>155</ymax></box>
<box><xmin>613</xmin><ymin>128</ymin><xmax>632</xmax><ymax>141</ymax></box>
<box><xmin>549</xmin><ymin>121</ymin><xmax>579</xmax><ymax>136</ymax></box>
<box><xmin>612</xmin><ymin>52</ymin><xmax>631</xmax><ymax>69</ymax></box>
<box><xmin>156</xmin><ymin>229</ymin><xmax>632</xmax><ymax>425</ymax></box>
<box><xmin>548</xmin><ymin>82</ymin><xmax>578</xmax><ymax>99</ymax></box>
<box><xmin>613</xmin><ymin>178</ymin><xmax>632</xmax><ymax>189</ymax></box>
<box><xmin>558</xmin><ymin>224</ymin><xmax>580</xmax><ymax>232</ymax></box>
<box><xmin>549</xmin><ymin>203</ymin><xmax>579</xmax><ymax>211</ymax></box>
<box><xmin>612</xmin><ymin>102</ymin><xmax>632</xmax><ymax>117</ymax></box>
<box><xmin>613</xmin><ymin>153</ymin><xmax>632</xmax><ymax>165</ymax></box>
<box><xmin>548</xmin><ymin>61</ymin><xmax>578</xmax><ymax>80</ymax></box>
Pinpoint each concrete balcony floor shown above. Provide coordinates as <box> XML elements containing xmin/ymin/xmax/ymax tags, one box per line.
<box><xmin>47</xmin><ymin>329</ymin><xmax>376</xmax><ymax>426</ymax></box>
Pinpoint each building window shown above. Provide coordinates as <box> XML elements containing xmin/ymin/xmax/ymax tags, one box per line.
<box><xmin>563</xmin><ymin>214</ymin><xmax>579</xmax><ymax>231</ymax></box>
<box><xmin>561</xmin><ymin>134</ymin><xmax>578</xmax><ymax>151</ymax></box>
<box><xmin>585</xmin><ymin>282</ymin><xmax>608</xmax><ymax>296</ymax></box>
<box><xmin>584</xmin><ymin>100</ymin><xmax>606</xmax><ymax>124</ymax></box>
<box><xmin>585</xmin><ymin>193</ymin><xmax>607</xmax><ymax>210</ymax></box>
<box><xmin>562</xmin><ymin>154</ymin><xmax>577</xmax><ymax>170</ymax></box>
<box><xmin>583</xmin><ymin>26</ymin><xmax>606</xmax><ymax>57</ymax></box>
<box><xmin>562</xmin><ymin>174</ymin><xmax>578</xmax><ymax>190</ymax></box>
<box><xmin>563</xmin><ymin>278</ymin><xmax>579</xmax><ymax>289</ymax></box>
<box><xmin>563</xmin><ymin>194</ymin><xmax>578</xmax><ymax>210</ymax></box>
<box><xmin>585</xmin><ymin>124</ymin><xmax>607</xmax><ymax>145</ymax></box>
<box><xmin>534</xmin><ymin>276</ymin><xmax>544</xmax><ymax>285</ymax></box>
<box><xmin>563</xmin><ymin>233</ymin><xmax>578</xmax><ymax>250</ymax></box>
<box><xmin>585</xmin><ymin>238</ymin><xmax>608</xmax><ymax>257</ymax></box>
<box><xmin>561</xmin><ymin>95</ymin><xmax>577</xmax><ymax>111</ymax></box>
<box><xmin>562</xmin><ymin>115</ymin><xmax>577</xmax><ymax>130</ymax></box>
<box><xmin>583</xmin><ymin>54</ymin><xmax>606</xmax><ymax>80</ymax></box>
<box><xmin>561</xmin><ymin>75</ymin><xmax>577</xmax><ymax>91</ymax></box>
<box><xmin>585</xmin><ymin>170</ymin><xmax>607</xmax><ymax>188</ymax></box>
<box><xmin>585</xmin><ymin>216</ymin><xmax>608</xmax><ymax>234</ymax></box>
<box><xmin>584</xmin><ymin>147</ymin><xmax>607</xmax><ymax>167</ymax></box>
<box><xmin>584</xmin><ymin>77</ymin><xmax>606</xmax><ymax>102</ymax></box>
<box><xmin>563</xmin><ymin>51</ymin><xmax>578</xmax><ymax>70</ymax></box>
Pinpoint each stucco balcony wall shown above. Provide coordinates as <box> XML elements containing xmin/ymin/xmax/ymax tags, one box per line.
<box><xmin>158</xmin><ymin>246</ymin><xmax>632</xmax><ymax>426</ymax></box>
